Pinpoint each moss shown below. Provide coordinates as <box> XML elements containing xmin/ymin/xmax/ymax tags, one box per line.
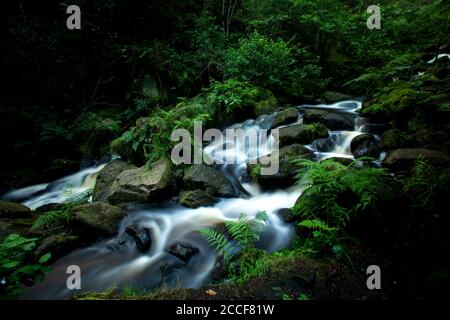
<box><xmin>249</xmin><ymin>164</ymin><xmax>261</xmax><ymax>182</ymax></box>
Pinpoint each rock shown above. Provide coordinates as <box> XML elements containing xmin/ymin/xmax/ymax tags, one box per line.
<box><xmin>271</xmin><ymin>108</ymin><xmax>299</xmax><ymax>128</ymax></box>
<box><xmin>125</xmin><ymin>224</ymin><xmax>152</xmax><ymax>252</ymax></box>
<box><xmin>0</xmin><ymin>217</ymin><xmax>37</xmax><ymax>242</ymax></box>
<box><xmin>248</xmin><ymin>144</ymin><xmax>314</xmax><ymax>188</ymax></box>
<box><xmin>380</xmin><ymin>129</ymin><xmax>403</xmax><ymax>150</ymax></box>
<box><xmin>321</xmin><ymin>91</ymin><xmax>352</xmax><ymax>103</ymax></box>
<box><xmin>252</xmin><ymin>90</ymin><xmax>278</xmax><ymax>116</ymax></box>
<box><xmin>93</xmin><ymin>159</ymin><xmax>136</xmax><ymax>202</ymax></box>
<box><xmin>350</xmin><ymin>133</ymin><xmax>380</xmax><ymax>158</ymax></box>
<box><xmin>0</xmin><ymin>200</ymin><xmax>31</xmax><ymax>218</ymax></box>
<box><xmin>382</xmin><ymin>148</ymin><xmax>449</xmax><ymax>171</ymax></box>
<box><xmin>35</xmin><ymin>233</ymin><xmax>80</xmax><ymax>261</ymax></box>
<box><xmin>168</xmin><ymin>242</ymin><xmax>199</xmax><ymax>263</ymax></box>
<box><xmin>277</xmin><ymin>124</ymin><xmax>329</xmax><ymax>147</ymax></box>
<box><xmin>276</xmin><ymin>208</ymin><xmax>295</xmax><ymax>223</ymax></box>
<box><xmin>303</xmin><ymin>109</ymin><xmax>354</xmax><ymax>131</ymax></box>
<box><xmin>183</xmin><ymin>165</ymin><xmax>237</xmax><ymax>198</ymax></box>
<box><xmin>107</xmin><ymin>158</ymin><xmax>173</xmax><ymax>205</ymax></box>
<box><xmin>70</xmin><ymin>202</ymin><xmax>125</xmax><ymax>236</ymax></box>
<box><xmin>179</xmin><ymin>190</ymin><xmax>216</xmax><ymax>208</ymax></box>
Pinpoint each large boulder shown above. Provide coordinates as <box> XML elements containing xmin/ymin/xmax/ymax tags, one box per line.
<box><xmin>303</xmin><ymin>109</ymin><xmax>354</xmax><ymax>131</ymax></box>
<box><xmin>93</xmin><ymin>159</ymin><xmax>136</xmax><ymax>202</ymax></box>
<box><xmin>183</xmin><ymin>165</ymin><xmax>237</xmax><ymax>198</ymax></box>
<box><xmin>321</xmin><ymin>91</ymin><xmax>352</xmax><ymax>103</ymax></box>
<box><xmin>70</xmin><ymin>202</ymin><xmax>125</xmax><ymax>236</ymax></box>
<box><xmin>248</xmin><ymin>144</ymin><xmax>314</xmax><ymax>188</ymax></box>
<box><xmin>271</xmin><ymin>108</ymin><xmax>299</xmax><ymax>128</ymax></box>
<box><xmin>107</xmin><ymin>158</ymin><xmax>173</xmax><ymax>205</ymax></box>
<box><xmin>350</xmin><ymin>133</ymin><xmax>380</xmax><ymax>158</ymax></box>
<box><xmin>178</xmin><ymin>189</ymin><xmax>216</xmax><ymax>208</ymax></box>
<box><xmin>0</xmin><ymin>200</ymin><xmax>31</xmax><ymax>219</ymax></box>
<box><xmin>383</xmin><ymin>148</ymin><xmax>449</xmax><ymax>171</ymax></box>
<box><xmin>277</xmin><ymin>124</ymin><xmax>329</xmax><ymax>147</ymax></box>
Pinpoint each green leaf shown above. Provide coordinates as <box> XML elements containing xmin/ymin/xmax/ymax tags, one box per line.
<box><xmin>38</xmin><ymin>253</ymin><xmax>52</xmax><ymax>264</ymax></box>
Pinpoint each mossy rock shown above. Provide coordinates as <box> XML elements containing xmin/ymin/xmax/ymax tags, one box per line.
<box><xmin>271</xmin><ymin>107</ymin><xmax>299</xmax><ymax>128</ymax></box>
<box><xmin>277</xmin><ymin>123</ymin><xmax>329</xmax><ymax>147</ymax></box>
<box><xmin>380</xmin><ymin>129</ymin><xmax>403</xmax><ymax>150</ymax></box>
<box><xmin>93</xmin><ymin>159</ymin><xmax>136</xmax><ymax>202</ymax></box>
<box><xmin>0</xmin><ymin>200</ymin><xmax>31</xmax><ymax>219</ymax></box>
<box><xmin>107</xmin><ymin>158</ymin><xmax>174</xmax><ymax>205</ymax></box>
<box><xmin>183</xmin><ymin>165</ymin><xmax>237</xmax><ymax>198</ymax></box>
<box><xmin>70</xmin><ymin>202</ymin><xmax>125</xmax><ymax>236</ymax></box>
<box><xmin>321</xmin><ymin>91</ymin><xmax>352</xmax><ymax>103</ymax></box>
<box><xmin>178</xmin><ymin>190</ymin><xmax>216</xmax><ymax>208</ymax></box>
<box><xmin>247</xmin><ymin>144</ymin><xmax>314</xmax><ymax>188</ymax></box>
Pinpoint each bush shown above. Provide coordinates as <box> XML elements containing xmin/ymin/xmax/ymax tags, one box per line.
<box><xmin>204</xmin><ymin>79</ymin><xmax>275</xmax><ymax>115</ymax></box>
<box><xmin>0</xmin><ymin>234</ymin><xmax>51</xmax><ymax>298</ymax></box>
<box><xmin>224</xmin><ymin>33</ymin><xmax>295</xmax><ymax>92</ymax></box>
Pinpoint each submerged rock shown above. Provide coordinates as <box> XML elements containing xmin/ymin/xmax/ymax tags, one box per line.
<box><xmin>178</xmin><ymin>189</ymin><xmax>216</xmax><ymax>208</ymax></box>
<box><xmin>382</xmin><ymin>148</ymin><xmax>449</xmax><ymax>171</ymax></box>
<box><xmin>125</xmin><ymin>224</ymin><xmax>152</xmax><ymax>252</ymax></box>
<box><xmin>107</xmin><ymin>158</ymin><xmax>173</xmax><ymax>205</ymax></box>
<box><xmin>93</xmin><ymin>159</ymin><xmax>136</xmax><ymax>202</ymax></box>
<box><xmin>183</xmin><ymin>164</ymin><xmax>237</xmax><ymax>198</ymax></box>
<box><xmin>277</xmin><ymin>124</ymin><xmax>329</xmax><ymax>147</ymax></box>
<box><xmin>70</xmin><ymin>202</ymin><xmax>125</xmax><ymax>236</ymax></box>
<box><xmin>350</xmin><ymin>133</ymin><xmax>380</xmax><ymax>158</ymax></box>
<box><xmin>0</xmin><ymin>200</ymin><xmax>31</xmax><ymax>218</ymax></box>
<box><xmin>271</xmin><ymin>107</ymin><xmax>299</xmax><ymax>128</ymax></box>
<box><xmin>248</xmin><ymin>144</ymin><xmax>314</xmax><ymax>188</ymax></box>
<box><xmin>303</xmin><ymin>109</ymin><xmax>354</xmax><ymax>131</ymax></box>
<box><xmin>168</xmin><ymin>242</ymin><xmax>199</xmax><ymax>263</ymax></box>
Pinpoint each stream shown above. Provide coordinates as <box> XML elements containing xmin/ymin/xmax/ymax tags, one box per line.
<box><xmin>2</xmin><ymin>100</ymin><xmax>375</xmax><ymax>299</ymax></box>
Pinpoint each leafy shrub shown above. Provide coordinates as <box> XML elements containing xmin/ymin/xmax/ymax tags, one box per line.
<box><xmin>224</xmin><ymin>32</ymin><xmax>295</xmax><ymax>92</ymax></box>
<box><xmin>205</xmin><ymin>79</ymin><xmax>269</xmax><ymax>114</ymax></box>
<box><xmin>0</xmin><ymin>234</ymin><xmax>51</xmax><ymax>297</ymax></box>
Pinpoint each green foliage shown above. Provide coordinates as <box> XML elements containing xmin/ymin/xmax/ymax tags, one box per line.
<box><xmin>200</xmin><ymin>212</ymin><xmax>269</xmax><ymax>283</ymax></box>
<box><xmin>402</xmin><ymin>157</ymin><xmax>450</xmax><ymax>211</ymax></box>
<box><xmin>293</xmin><ymin>159</ymin><xmax>387</xmax><ymax>256</ymax></box>
<box><xmin>113</xmin><ymin>95</ymin><xmax>216</xmax><ymax>164</ymax></box>
<box><xmin>224</xmin><ymin>32</ymin><xmax>295</xmax><ymax>94</ymax></box>
<box><xmin>31</xmin><ymin>189</ymin><xmax>92</xmax><ymax>230</ymax></box>
<box><xmin>204</xmin><ymin>79</ymin><xmax>263</xmax><ymax>114</ymax></box>
<box><xmin>0</xmin><ymin>234</ymin><xmax>51</xmax><ymax>297</ymax></box>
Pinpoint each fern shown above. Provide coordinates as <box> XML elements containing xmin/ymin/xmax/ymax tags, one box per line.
<box><xmin>199</xmin><ymin>229</ymin><xmax>234</xmax><ymax>262</ymax></box>
<box><xmin>299</xmin><ymin>219</ymin><xmax>335</xmax><ymax>232</ymax></box>
<box><xmin>200</xmin><ymin>212</ymin><xmax>270</xmax><ymax>283</ymax></box>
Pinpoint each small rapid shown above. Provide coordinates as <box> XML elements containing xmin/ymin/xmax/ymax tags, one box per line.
<box><xmin>2</xmin><ymin>100</ymin><xmax>372</xmax><ymax>299</ymax></box>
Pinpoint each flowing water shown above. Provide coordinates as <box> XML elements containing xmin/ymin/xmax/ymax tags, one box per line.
<box><xmin>2</xmin><ymin>100</ymin><xmax>371</xmax><ymax>299</ymax></box>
